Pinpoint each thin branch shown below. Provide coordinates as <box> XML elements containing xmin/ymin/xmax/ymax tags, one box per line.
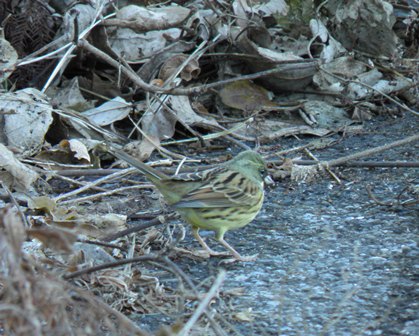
<box><xmin>179</xmin><ymin>270</ymin><xmax>227</xmax><ymax>336</ymax></box>
<box><xmin>322</xmin><ymin>134</ymin><xmax>419</xmax><ymax>168</ymax></box>
<box><xmin>102</xmin><ymin>214</ymin><xmax>175</xmax><ymax>242</ymax></box>
<box><xmin>53</xmin><ymin>168</ymin><xmax>134</xmax><ymax>202</ymax></box>
<box><xmin>57</xmin><ymin>184</ymin><xmax>154</xmax><ymax>205</ymax></box>
<box><xmin>292</xmin><ymin>160</ymin><xmax>419</xmax><ymax>168</ymax></box>
<box><xmin>63</xmin><ymin>255</ymin><xmax>159</xmax><ymax>280</ymax></box>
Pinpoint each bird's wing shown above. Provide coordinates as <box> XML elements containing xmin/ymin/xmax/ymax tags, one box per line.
<box><xmin>173</xmin><ymin>168</ymin><xmax>262</xmax><ymax>208</ymax></box>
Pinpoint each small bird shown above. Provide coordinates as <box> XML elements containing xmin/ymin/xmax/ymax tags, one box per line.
<box><xmin>107</xmin><ymin>148</ymin><xmax>267</xmax><ymax>261</ymax></box>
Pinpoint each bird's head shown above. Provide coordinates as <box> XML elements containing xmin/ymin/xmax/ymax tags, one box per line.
<box><xmin>227</xmin><ymin>150</ymin><xmax>267</xmax><ymax>184</ymax></box>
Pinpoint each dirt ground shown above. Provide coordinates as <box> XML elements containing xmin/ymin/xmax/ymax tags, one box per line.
<box><xmin>122</xmin><ymin>112</ymin><xmax>417</xmax><ymax>335</ymax></box>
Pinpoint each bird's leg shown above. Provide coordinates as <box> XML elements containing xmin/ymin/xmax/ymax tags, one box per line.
<box><xmin>217</xmin><ymin>237</ymin><xmax>258</xmax><ymax>262</ymax></box>
<box><xmin>192</xmin><ymin>227</ymin><xmax>230</xmax><ymax>257</ymax></box>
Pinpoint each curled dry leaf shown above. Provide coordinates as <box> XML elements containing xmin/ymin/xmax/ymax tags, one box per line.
<box><xmin>347</xmin><ymin>70</ymin><xmax>413</xmax><ymax>100</ymax></box>
<box><xmin>46</xmin><ymin>77</ymin><xmax>94</xmax><ymax>111</ymax></box>
<box><xmin>234</xmin><ymin>26</ymin><xmax>317</xmax><ymax>92</ymax></box>
<box><xmin>158</xmin><ymin>54</ymin><xmax>201</xmax><ymax>82</ymax></box>
<box><xmin>34</xmin><ymin>139</ymin><xmax>92</xmax><ymax>167</ymax></box>
<box><xmin>0</xmin><ymin>143</ymin><xmax>39</xmax><ymax>191</ymax></box>
<box><xmin>309</xmin><ymin>19</ymin><xmax>347</xmax><ymax>63</ymax></box>
<box><xmin>313</xmin><ymin>56</ymin><xmax>367</xmax><ymax>92</ymax></box>
<box><xmin>72</xmin><ymin>242</ymin><xmax>115</xmax><ymax>265</ymax></box>
<box><xmin>27</xmin><ymin>226</ymin><xmax>78</xmax><ymax>253</ymax></box>
<box><xmin>60</xmin><ymin>139</ymin><xmax>91</xmax><ymax>162</ymax></box>
<box><xmin>113</xmin><ymin>5</ymin><xmax>191</xmax><ymax>33</ymax></box>
<box><xmin>82</xmin><ymin>213</ymin><xmax>127</xmax><ymax>239</ymax></box>
<box><xmin>0</xmin><ymin>88</ymin><xmax>53</xmax><ymax>156</ymax></box>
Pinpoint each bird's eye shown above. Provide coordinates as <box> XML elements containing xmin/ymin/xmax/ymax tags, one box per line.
<box><xmin>260</xmin><ymin>168</ymin><xmax>267</xmax><ymax>177</ymax></box>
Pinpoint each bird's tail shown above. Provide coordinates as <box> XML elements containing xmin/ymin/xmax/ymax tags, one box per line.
<box><xmin>106</xmin><ymin>146</ymin><xmax>167</xmax><ymax>181</ymax></box>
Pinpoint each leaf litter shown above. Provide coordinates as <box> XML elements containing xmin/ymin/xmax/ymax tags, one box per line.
<box><xmin>0</xmin><ymin>0</ymin><xmax>417</xmax><ymax>334</ymax></box>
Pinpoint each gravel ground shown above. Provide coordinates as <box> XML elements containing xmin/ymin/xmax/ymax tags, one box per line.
<box><xmin>146</xmin><ymin>113</ymin><xmax>418</xmax><ymax>336</ymax></box>
<box><xmin>122</xmin><ymin>113</ymin><xmax>418</xmax><ymax>336</ymax></box>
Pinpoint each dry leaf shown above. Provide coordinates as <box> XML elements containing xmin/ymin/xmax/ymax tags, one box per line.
<box><xmin>46</xmin><ymin>77</ymin><xmax>94</xmax><ymax>111</ymax></box>
<box><xmin>219</xmin><ymin>80</ymin><xmax>277</xmax><ymax>113</ymax></box>
<box><xmin>0</xmin><ymin>143</ymin><xmax>39</xmax><ymax>191</ymax></box>
<box><xmin>108</xmin><ymin>5</ymin><xmax>190</xmax><ymax>59</ymax></box>
<box><xmin>158</xmin><ymin>54</ymin><xmax>201</xmax><ymax>82</ymax></box>
<box><xmin>82</xmin><ymin>97</ymin><xmax>131</xmax><ymax>126</ymax></box>
<box><xmin>302</xmin><ymin>101</ymin><xmax>353</xmax><ymax>129</ymax></box>
<box><xmin>137</xmin><ymin>95</ymin><xmax>220</xmax><ymax>159</ymax></box>
<box><xmin>27</xmin><ymin>226</ymin><xmax>77</xmax><ymax>253</ymax></box>
<box><xmin>0</xmin><ymin>88</ymin><xmax>53</xmax><ymax>155</ymax></box>
<box><xmin>60</xmin><ymin>139</ymin><xmax>91</xmax><ymax>162</ymax></box>
<box><xmin>28</xmin><ymin>196</ymin><xmax>57</xmax><ymax>214</ymax></box>
<box><xmin>0</xmin><ymin>36</ymin><xmax>18</xmax><ymax>81</ymax></box>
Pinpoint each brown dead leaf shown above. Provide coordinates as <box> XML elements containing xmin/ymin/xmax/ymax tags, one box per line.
<box><xmin>219</xmin><ymin>80</ymin><xmax>277</xmax><ymax>113</ymax></box>
<box><xmin>158</xmin><ymin>54</ymin><xmax>201</xmax><ymax>82</ymax></box>
<box><xmin>27</xmin><ymin>226</ymin><xmax>77</xmax><ymax>253</ymax></box>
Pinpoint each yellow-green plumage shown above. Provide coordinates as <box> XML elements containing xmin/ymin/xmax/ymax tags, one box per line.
<box><xmin>108</xmin><ymin>148</ymin><xmax>266</xmax><ymax>261</ymax></box>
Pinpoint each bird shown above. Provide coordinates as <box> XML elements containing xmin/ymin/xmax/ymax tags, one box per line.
<box><xmin>107</xmin><ymin>147</ymin><xmax>267</xmax><ymax>261</ymax></box>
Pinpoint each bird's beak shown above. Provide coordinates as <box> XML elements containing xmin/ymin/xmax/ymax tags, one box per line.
<box><xmin>264</xmin><ymin>175</ymin><xmax>274</xmax><ymax>186</ymax></box>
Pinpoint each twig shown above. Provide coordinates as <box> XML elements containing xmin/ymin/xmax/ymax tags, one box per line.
<box><xmin>77</xmin><ymin>239</ymin><xmax>123</xmax><ymax>250</ymax></box>
<box><xmin>50</xmin><ymin>168</ymin><xmax>122</xmax><ymax>177</ymax></box>
<box><xmin>57</xmin><ymin>184</ymin><xmax>154</xmax><ymax>206</ymax></box>
<box><xmin>179</xmin><ymin>270</ymin><xmax>227</xmax><ymax>336</ymax></box>
<box><xmin>42</xmin><ymin>5</ymin><xmax>113</xmax><ymax>92</ymax></box>
<box><xmin>53</xmin><ymin>168</ymin><xmax>134</xmax><ymax>202</ymax></box>
<box><xmin>63</xmin><ymin>255</ymin><xmax>159</xmax><ymax>280</ymax></box>
<box><xmin>304</xmin><ymin>148</ymin><xmax>341</xmax><ymax>184</ymax></box>
<box><xmin>292</xmin><ymin>160</ymin><xmax>419</xmax><ymax>168</ymax></box>
<box><xmin>159</xmin><ymin>257</ymin><xmax>227</xmax><ymax>336</ymax></box>
<box><xmin>366</xmin><ymin>185</ymin><xmax>393</xmax><ymax>206</ymax></box>
<box><xmin>102</xmin><ymin>214</ymin><xmax>176</xmax><ymax>242</ymax></box>
<box><xmin>322</xmin><ymin>134</ymin><xmax>419</xmax><ymax>168</ymax></box>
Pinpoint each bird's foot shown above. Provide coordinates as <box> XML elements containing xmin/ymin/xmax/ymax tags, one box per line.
<box><xmin>195</xmin><ymin>249</ymin><xmax>232</xmax><ymax>259</ymax></box>
<box><xmin>171</xmin><ymin>247</ymin><xmax>211</xmax><ymax>259</ymax></box>
<box><xmin>207</xmin><ymin>250</ymin><xmax>232</xmax><ymax>257</ymax></box>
